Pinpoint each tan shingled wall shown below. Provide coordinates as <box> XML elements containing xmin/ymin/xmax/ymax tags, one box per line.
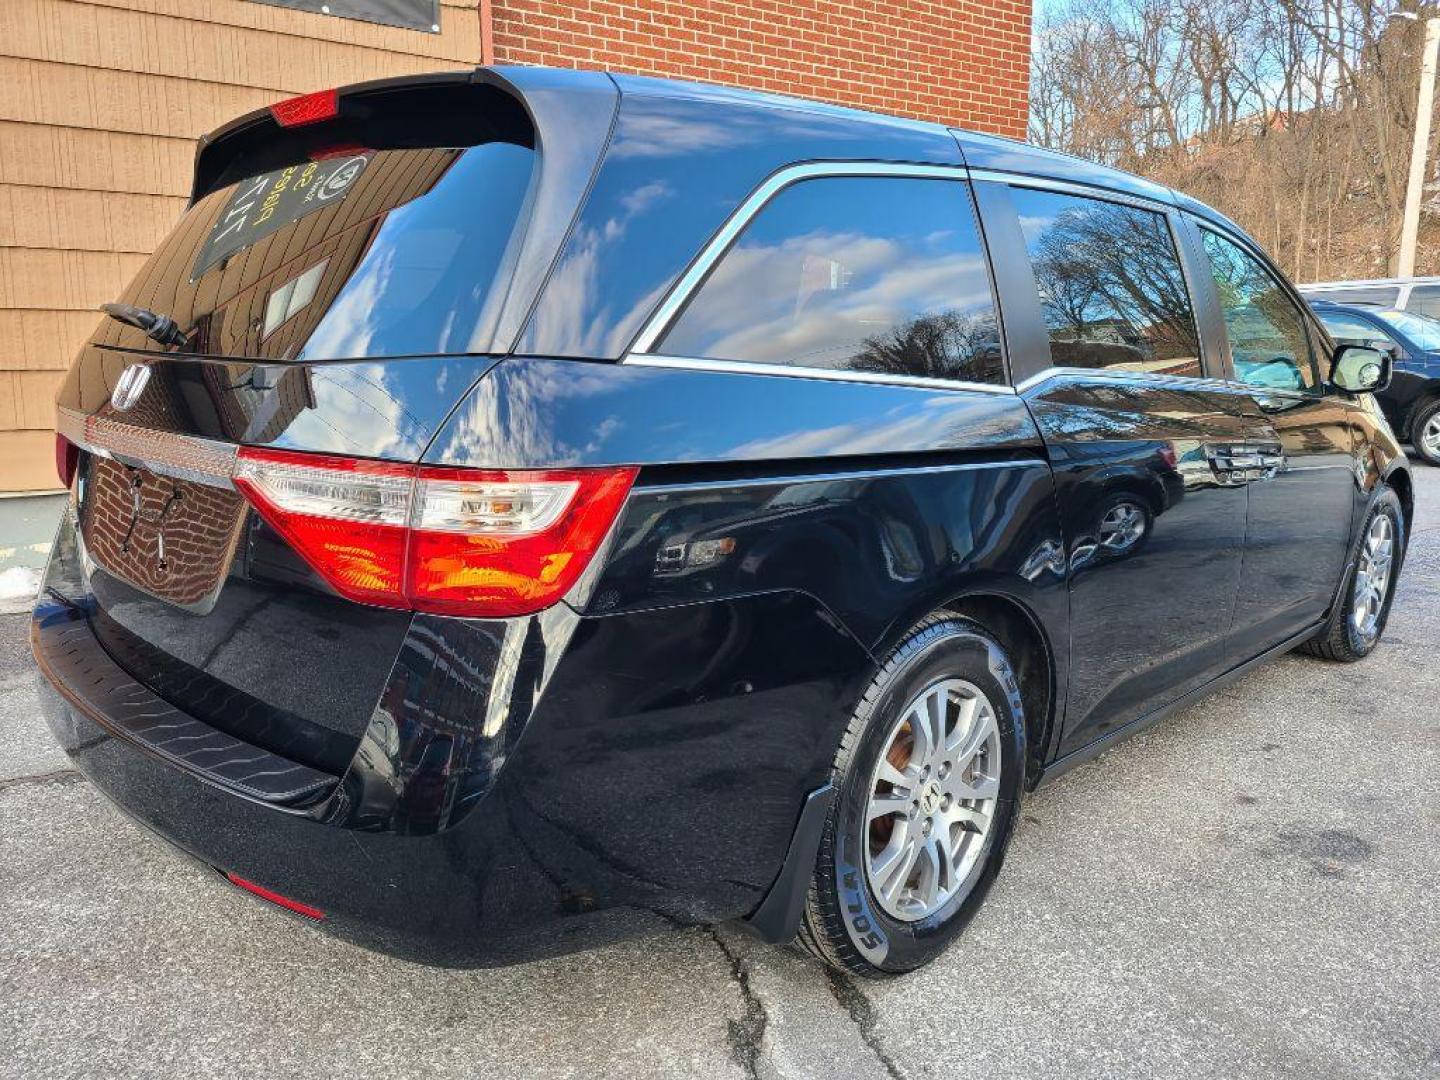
<box><xmin>0</xmin><ymin>0</ymin><xmax>479</xmax><ymax>491</ymax></box>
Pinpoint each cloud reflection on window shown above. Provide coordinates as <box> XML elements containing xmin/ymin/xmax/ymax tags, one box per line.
<box><xmin>658</xmin><ymin>177</ymin><xmax>1004</xmax><ymax>386</ymax></box>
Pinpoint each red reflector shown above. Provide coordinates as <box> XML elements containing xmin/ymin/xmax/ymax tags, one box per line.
<box><xmin>232</xmin><ymin>447</ymin><xmax>637</xmax><ymax>618</ymax></box>
<box><xmin>55</xmin><ymin>433</ymin><xmax>79</xmax><ymax>488</ymax></box>
<box><xmin>310</xmin><ymin>142</ymin><xmax>370</xmax><ymax>161</ymax></box>
<box><xmin>225</xmin><ymin>873</ymin><xmax>325</xmax><ymax>920</ymax></box>
<box><xmin>270</xmin><ymin>88</ymin><xmax>339</xmax><ymax>128</ymax></box>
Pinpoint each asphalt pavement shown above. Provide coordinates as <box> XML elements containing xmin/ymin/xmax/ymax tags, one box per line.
<box><xmin>2</xmin><ymin>468</ymin><xmax>1436</xmax><ymax>1080</ymax></box>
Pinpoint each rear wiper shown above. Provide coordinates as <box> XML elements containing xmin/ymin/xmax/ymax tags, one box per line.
<box><xmin>99</xmin><ymin>303</ymin><xmax>188</xmax><ymax>348</ymax></box>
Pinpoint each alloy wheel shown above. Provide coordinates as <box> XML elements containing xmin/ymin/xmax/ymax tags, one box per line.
<box><xmin>863</xmin><ymin>678</ymin><xmax>1001</xmax><ymax>922</ymax></box>
<box><xmin>1421</xmin><ymin>414</ymin><xmax>1440</xmax><ymax>460</ymax></box>
<box><xmin>1351</xmin><ymin>513</ymin><xmax>1395</xmax><ymax>640</ymax></box>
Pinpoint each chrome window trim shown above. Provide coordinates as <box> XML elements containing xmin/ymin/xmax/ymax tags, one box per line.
<box><xmin>968</xmin><ymin>169</ymin><xmax>1176</xmax><ymax>215</ymax></box>
<box><xmin>1013</xmin><ymin>365</ymin><xmax>1346</xmax><ymax>403</ymax></box>
<box><xmin>627</xmin><ymin>160</ymin><xmax>974</xmax><ymax>358</ymax></box>
<box><xmin>1014</xmin><ymin>366</ymin><xmax>1239</xmax><ymax>395</ymax></box>
<box><xmin>635</xmin><ymin>458</ymin><xmax>1042</xmax><ymax>496</ymax></box>
<box><xmin>624</xmin><ymin>353</ymin><xmax>1016</xmax><ymax>395</ymax></box>
<box><xmin>56</xmin><ymin>406</ymin><xmax>238</xmax><ymax>490</ymax></box>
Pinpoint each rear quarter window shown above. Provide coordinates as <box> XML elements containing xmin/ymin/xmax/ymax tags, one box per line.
<box><xmin>656</xmin><ymin>175</ymin><xmax>1005</xmax><ymax>385</ymax></box>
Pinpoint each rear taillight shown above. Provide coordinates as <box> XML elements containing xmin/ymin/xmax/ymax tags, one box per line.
<box><xmin>233</xmin><ymin>447</ymin><xmax>636</xmax><ymax>618</ymax></box>
<box><xmin>270</xmin><ymin>88</ymin><xmax>339</xmax><ymax>128</ymax></box>
<box><xmin>55</xmin><ymin>433</ymin><xmax>79</xmax><ymax>488</ymax></box>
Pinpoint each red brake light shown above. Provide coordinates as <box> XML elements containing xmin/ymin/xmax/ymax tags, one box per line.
<box><xmin>225</xmin><ymin>872</ymin><xmax>325</xmax><ymax>920</ymax></box>
<box><xmin>270</xmin><ymin>88</ymin><xmax>339</xmax><ymax>128</ymax></box>
<box><xmin>55</xmin><ymin>433</ymin><xmax>79</xmax><ymax>488</ymax></box>
<box><xmin>233</xmin><ymin>447</ymin><xmax>637</xmax><ymax>618</ymax></box>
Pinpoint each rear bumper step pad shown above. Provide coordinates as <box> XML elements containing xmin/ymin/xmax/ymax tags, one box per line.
<box><xmin>31</xmin><ymin>595</ymin><xmax>337</xmax><ymax>807</ymax></box>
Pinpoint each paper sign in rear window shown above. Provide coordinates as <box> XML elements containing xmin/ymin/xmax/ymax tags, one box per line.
<box><xmin>192</xmin><ymin>154</ymin><xmax>372</xmax><ymax>282</ymax></box>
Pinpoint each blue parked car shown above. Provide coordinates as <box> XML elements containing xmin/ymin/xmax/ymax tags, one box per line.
<box><xmin>1309</xmin><ymin>300</ymin><xmax>1440</xmax><ymax>465</ymax></box>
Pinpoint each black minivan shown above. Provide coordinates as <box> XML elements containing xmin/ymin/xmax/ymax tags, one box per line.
<box><xmin>33</xmin><ymin>68</ymin><xmax>1411</xmax><ymax>976</ymax></box>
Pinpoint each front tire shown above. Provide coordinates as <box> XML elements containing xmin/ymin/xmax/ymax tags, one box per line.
<box><xmin>1300</xmin><ymin>486</ymin><xmax>1404</xmax><ymax>662</ymax></box>
<box><xmin>800</xmin><ymin>614</ymin><xmax>1025</xmax><ymax>977</ymax></box>
<box><xmin>1411</xmin><ymin>398</ymin><xmax>1440</xmax><ymax>467</ymax></box>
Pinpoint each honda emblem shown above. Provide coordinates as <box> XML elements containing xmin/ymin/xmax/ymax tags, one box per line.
<box><xmin>111</xmin><ymin>364</ymin><xmax>151</xmax><ymax>411</ymax></box>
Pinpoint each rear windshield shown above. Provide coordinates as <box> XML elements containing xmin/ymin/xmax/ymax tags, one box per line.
<box><xmin>108</xmin><ymin>141</ymin><xmax>534</xmax><ymax>362</ymax></box>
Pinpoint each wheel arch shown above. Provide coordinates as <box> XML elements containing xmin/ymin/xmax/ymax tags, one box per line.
<box><xmin>1383</xmin><ymin>462</ymin><xmax>1414</xmax><ymax>537</ymax></box>
<box><xmin>934</xmin><ymin>591</ymin><xmax>1059</xmax><ymax>790</ymax></box>
<box><xmin>1095</xmin><ymin>475</ymin><xmax>1165</xmax><ymax>519</ymax></box>
<box><xmin>1401</xmin><ymin>380</ymin><xmax>1440</xmax><ymax>441</ymax></box>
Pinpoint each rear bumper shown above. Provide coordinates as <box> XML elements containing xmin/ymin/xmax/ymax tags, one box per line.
<box><xmin>32</xmin><ymin>597</ymin><xmax>336</xmax><ymax>808</ymax></box>
<box><xmin>34</xmin><ymin>522</ymin><xmax>873</xmax><ymax>966</ymax></box>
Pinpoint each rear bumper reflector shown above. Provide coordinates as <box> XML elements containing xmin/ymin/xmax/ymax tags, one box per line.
<box><xmin>225</xmin><ymin>873</ymin><xmax>325</xmax><ymax>919</ymax></box>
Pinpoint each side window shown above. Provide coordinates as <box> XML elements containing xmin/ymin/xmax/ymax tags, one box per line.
<box><xmin>657</xmin><ymin>176</ymin><xmax>1004</xmax><ymax>385</ymax></box>
<box><xmin>1200</xmin><ymin>229</ymin><xmax>1318</xmax><ymax>392</ymax></box>
<box><xmin>1407</xmin><ymin>284</ymin><xmax>1440</xmax><ymax>319</ymax></box>
<box><xmin>1009</xmin><ymin>187</ymin><xmax>1202</xmax><ymax>378</ymax></box>
<box><xmin>1317</xmin><ymin>312</ymin><xmax>1396</xmax><ymax>351</ymax></box>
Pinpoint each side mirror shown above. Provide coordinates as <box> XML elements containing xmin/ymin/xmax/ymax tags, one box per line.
<box><xmin>1330</xmin><ymin>344</ymin><xmax>1391</xmax><ymax>394</ymax></box>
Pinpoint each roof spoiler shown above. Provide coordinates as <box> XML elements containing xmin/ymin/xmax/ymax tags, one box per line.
<box><xmin>189</xmin><ymin>67</ymin><xmax>612</xmax><ymax>206</ymax></box>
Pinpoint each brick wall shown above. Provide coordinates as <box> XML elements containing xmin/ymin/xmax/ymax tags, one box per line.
<box><xmin>1</xmin><ymin>0</ymin><xmax>1030</xmax><ymax>492</ymax></box>
<box><xmin>487</xmin><ymin>0</ymin><xmax>1032</xmax><ymax>137</ymax></box>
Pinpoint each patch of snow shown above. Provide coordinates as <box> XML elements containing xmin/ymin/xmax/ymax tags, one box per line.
<box><xmin>0</xmin><ymin>565</ymin><xmax>42</xmax><ymax>603</ymax></box>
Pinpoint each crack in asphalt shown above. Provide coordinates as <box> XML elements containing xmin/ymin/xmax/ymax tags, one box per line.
<box><xmin>0</xmin><ymin>768</ymin><xmax>83</xmax><ymax>793</ymax></box>
<box><xmin>708</xmin><ymin>929</ymin><xmax>769</xmax><ymax>1080</ymax></box>
<box><xmin>824</xmin><ymin>967</ymin><xmax>906</xmax><ymax>1080</ymax></box>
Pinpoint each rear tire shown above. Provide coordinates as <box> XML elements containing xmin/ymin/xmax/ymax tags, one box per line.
<box><xmin>799</xmin><ymin>614</ymin><xmax>1025</xmax><ymax>977</ymax></box>
<box><xmin>1411</xmin><ymin>398</ymin><xmax>1440</xmax><ymax>467</ymax></box>
<box><xmin>1300</xmin><ymin>487</ymin><xmax>1404</xmax><ymax>662</ymax></box>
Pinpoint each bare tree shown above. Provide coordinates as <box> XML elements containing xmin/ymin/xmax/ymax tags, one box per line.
<box><xmin>1030</xmin><ymin>0</ymin><xmax>1440</xmax><ymax>280</ymax></box>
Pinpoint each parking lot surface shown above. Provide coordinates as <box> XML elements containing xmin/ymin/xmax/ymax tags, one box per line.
<box><xmin>2</xmin><ymin>468</ymin><xmax>1436</xmax><ymax>1080</ymax></box>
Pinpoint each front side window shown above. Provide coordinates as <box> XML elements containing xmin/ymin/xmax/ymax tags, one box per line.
<box><xmin>1201</xmin><ymin>229</ymin><xmax>1318</xmax><ymax>392</ymax></box>
<box><xmin>1011</xmin><ymin>187</ymin><xmax>1202</xmax><ymax>378</ymax></box>
<box><xmin>657</xmin><ymin>176</ymin><xmax>1004</xmax><ymax>385</ymax></box>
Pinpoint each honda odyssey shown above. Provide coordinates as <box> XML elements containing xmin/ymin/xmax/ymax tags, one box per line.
<box><xmin>33</xmin><ymin>68</ymin><xmax>1411</xmax><ymax>976</ymax></box>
